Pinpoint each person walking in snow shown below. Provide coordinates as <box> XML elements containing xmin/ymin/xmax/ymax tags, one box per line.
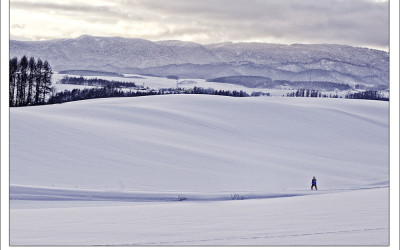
<box><xmin>311</xmin><ymin>176</ymin><xmax>317</xmax><ymax>190</ymax></box>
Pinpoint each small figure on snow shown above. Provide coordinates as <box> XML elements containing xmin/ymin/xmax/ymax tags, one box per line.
<box><xmin>311</xmin><ymin>176</ymin><xmax>317</xmax><ymax>190</ymax></box>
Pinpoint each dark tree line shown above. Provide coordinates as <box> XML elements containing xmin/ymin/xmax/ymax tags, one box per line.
<box><xmin>48</xmin><ymin>85</ymin><xmax>136</xmax><ymax>104</ymax></box>
<box><xmin>47</xmin><ymin>86</ymin><xmax>251</xmax><ymax>105</ymax></box>
<box><xmin>286</xmin><ymin>89</ymin><xmax>323</xmax><ymax>97</ymax></box>
<box><xmin>60</xmin><ymin>76</ymin><xmax>136</xmax><ymax>88</ymax></box>
<box><xmin>345</xmin><ymin>90</ymin><xmax>389</xmax><ymax>101</ymax></box>
<box><xmin>208</xmin><ymin>76</ymin><xmax>274</xmax><ymax>88</ymax></box>
<box><xmin>286</xmin><ymin>88</ymin><xmax>389</xmax><ymax>101</ymax></box>
<box><xmin>9</xmin><ymin>56</ymin><xmax>53</xmax><ymax>106</ymax></box>
<box><xmin>208</xmin><ymin>76</ymin><xmax>351</xmax><ymax>91</ymax></box>
<box><xmin>191</xmin><ymin>86</ymin><xmax>249</xmax><ymax>97</ymax></box>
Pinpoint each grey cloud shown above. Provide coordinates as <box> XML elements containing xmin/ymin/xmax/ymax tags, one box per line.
<box><xmin>10</xmin><ymin>0</ymin><xmax>147</xmax><ymax>25</ymax></box>
<box><xmin>11</xmin><ymin>0</ymin><xmax>389</xmax><ymax>49</ymax></box>
<box><xmin>11</xmin><ymin>1</ymin><xmax>114</xmax><ymax>14</ymax></box>
<box><xmin>123</xmin><ymin>0</ymin><xmax>389</xmax><ymax>48</ymax></box>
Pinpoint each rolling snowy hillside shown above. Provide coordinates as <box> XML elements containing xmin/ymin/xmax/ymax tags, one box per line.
<box><xmin>10</xmin><ymin>95</ymin><xmax>389</xmax><ymax>245</ymax></box>
<box><xmin>10</xmin><ymin>95</ymin><xmax>388</xmax><ymax>192</ymax></box>
<box><xmin>9</xmin><ymin>35</ymin><xmax>389</xmax><ymax>88</ymax></box>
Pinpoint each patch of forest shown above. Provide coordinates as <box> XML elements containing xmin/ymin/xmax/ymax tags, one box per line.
<box><xmin>208</xmin><ymin>76</ymin><xmax>351</xmax><ymax>91</ymax></box>
<box><xmin>59</xmin><ymin>76</ymin><xmax>137</xmax><ymax>88</ymax></box>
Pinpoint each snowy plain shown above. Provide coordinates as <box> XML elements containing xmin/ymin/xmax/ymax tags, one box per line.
<box><xmin>9</xmin><ymin>92</ymin><xmax>390</xmax><ymax>246</ymax></box>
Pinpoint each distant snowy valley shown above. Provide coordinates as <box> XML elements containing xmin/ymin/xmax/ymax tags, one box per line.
<box><xmin>51</xmin><ymin>71</ymin><xmax>389</xmax><ymax>100</ymax></box>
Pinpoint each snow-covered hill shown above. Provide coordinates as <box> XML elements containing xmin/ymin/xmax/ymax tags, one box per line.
<box><xmin>10</xmin><ymin>95</ymin><xmax>388</xmax><ymax>192</ymax></box>
<box><xmin>9</xmin><ymin>95</ymin><xmax>389</xmax><ymax>245</ymax></box>
<box><xmin>10</xmin><ymin>35</ymin><xmax>389</xmax><ymax>88</ymax></box>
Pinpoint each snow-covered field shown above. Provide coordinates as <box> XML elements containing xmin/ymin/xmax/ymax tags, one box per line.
<box><xmin>10</xmin><ymin>188</ymin><xmax>389</xmax><ymax>246</ymax></box>
<box><xmin>9</xmin><ymin>94</ymin><xmax>389</xmax><ymax>246</ymax></box>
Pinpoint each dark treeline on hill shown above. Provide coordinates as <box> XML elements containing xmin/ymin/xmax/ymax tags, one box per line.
<box><xmin>280</xmin><ymin>80</ymin><xmax>351</xmax><ymax>91</ymax></box>
<box><xmin>208</xmin><ymin>76</ymin><xmax>274</xmax><ymax>88</ymax></box>
<box><xmin>190</xmin><ymin>86</ymin><xmax>249</xmax><ymax>97</ymax></box>
<box><xmin>48</xmin><ymin>85</ymin><xmax>136</xmax><ymax>104</ymax></box>
<box><xmin>355</xmin><ymin>84</ymin><xmax>388</xmax><ymax>91</ymax></box>
<box><xmin>286</xmin><ymin>88</ymin><xmax>389</xmax><ymax>101</ymax></box>
<box><xmin>49</xmin><ymin>85</ymin><xmax>388</xmax><ymax>105</ymax></box>
<box><xmin>58</xmin><ymin>70</ymin><xmax>124</xmax><ymax>77</ymax></box>
<box><xmin>208</xmin><ymin>76</ymin><xmax>351</xmax><ymax>91</ymax></box>
<box><xmin>9</xmin><ymin>56</ymin><xmax>53</xmax><ymax>107</ymax></box>
<box><xmin>60</xmin><ymin>76</ymin><xmax>137</xmax><ymax>88</ymax></box>
<box><xmin>166</xmin><ymin>75</ymin><xmax>180</xmax><ymax>80</ymax></box>
<box><xmin>48</xmin><ymin>86</ymin><xmax>250</xmax><ymax>104</ymax></box>
<box><xmin>345</xmin><ymin>90</ymin><xmax>389</xmax><ymax>101</ymax></box>
<box><xmin>286</xmin><ymin>89</ymin><xmax>324</xmax><ymax>98</ymax></box>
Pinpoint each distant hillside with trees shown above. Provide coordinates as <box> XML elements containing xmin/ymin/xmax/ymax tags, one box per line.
<box><xmin>207</xmin><ymin>76</ymin><xmax>274</xmax><ymax>88</ymax></box>
<box><xmin>208</xmin><ymin>76</ymin><xmax>351</xmax><ymax>91</ymax></box>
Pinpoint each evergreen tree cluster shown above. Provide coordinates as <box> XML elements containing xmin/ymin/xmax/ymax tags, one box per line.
<box><xmin>60</xmin><ymin>76</ymin><xmax>136</xmax><ymax>88</ymax></box>
<box><xmin>286</xmin><ymin>88</ymin><xmax>388</xmax><ymax>101</ymax></box>
<box><xmin>9</xmin><ymin>56</ymin><xmax>53</xmax><ymax>106</ymax></box>
<box><xmin>191</xmin><ymin>86</ymin><xmax>249</xmax><ymax>97</ymax></box>
<box><xmin>286</xmin><ymin>88</ymin><xmax>322</xmax><ymax>97</ymax></box>
<box><xmin>345</xmin><ymin>90</ymin><xmax>389</xmax><ymax>101</ymax></box>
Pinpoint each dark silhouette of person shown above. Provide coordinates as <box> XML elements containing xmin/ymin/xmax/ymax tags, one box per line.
<box><xmin>311</xmin><ymin>176</ymin><xmax>317</xmax><ymax>190</ymax></box>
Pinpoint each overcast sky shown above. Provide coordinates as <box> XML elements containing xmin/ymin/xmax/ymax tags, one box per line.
<box><xmin>10</xmin><ymin>0</ymin><xmax>389</xmax><ymax>50</ymax></box>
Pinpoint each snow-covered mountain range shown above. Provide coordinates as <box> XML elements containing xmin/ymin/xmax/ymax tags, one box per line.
<box><xmin>10</xmin><ymin>35</ymin><xmax>389</xmax><ymax>88</ymax></box>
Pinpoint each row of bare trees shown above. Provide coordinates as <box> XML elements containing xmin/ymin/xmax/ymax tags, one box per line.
<box><xmin>9</xmin><ymin>56</ymin><xmax>53</xmax><ymax>107</ymax></box>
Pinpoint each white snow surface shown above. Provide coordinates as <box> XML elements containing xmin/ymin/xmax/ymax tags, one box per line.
<box><xmin>10</xmin><ymin>95</ymin><xmax>389</xmax><ymax>246</ymax></box>
<box><xmin>10</xmin><ymin>188</ymin><xmax>388</xmax><ymax>246</ymax></box>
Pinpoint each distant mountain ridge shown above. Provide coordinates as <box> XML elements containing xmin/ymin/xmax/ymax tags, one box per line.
<box><xmin>10</xmin><ymin>35</ymin><xmax>389</xmax><ymax>89</ymax></box>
